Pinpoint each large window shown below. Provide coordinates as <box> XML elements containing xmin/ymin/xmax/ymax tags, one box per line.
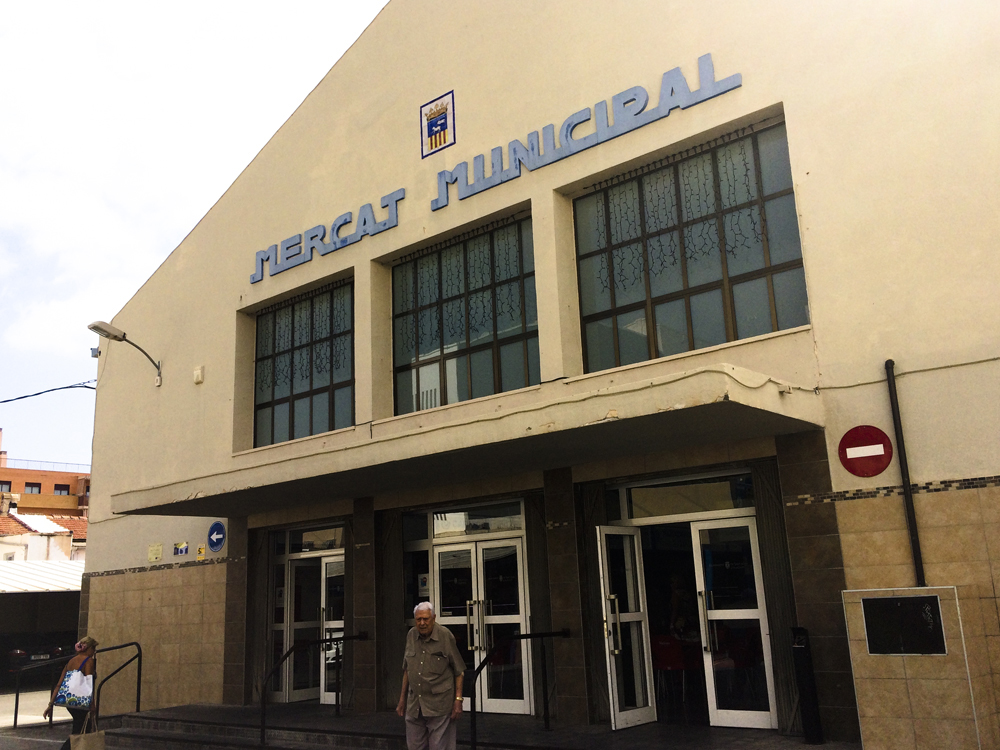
<box><xmin>0</xmin><ymin>481</ymin><xmax>10</xmax><ymax>492</ymax></box>
<box><xmin>393</xmin><ymin>218</ymin><xmax>539</xmax><ymax>414</ymax></box>
<box><xmin>575</xmin><ymin>122</ymin><xmax>808</xmax><ymax>373</ymax></box>
<box><xmin>23</xmin><ymin>483</ymin><xmax>40</xmax><ymax>494</ymax></box>
<box><xmin>254</xmin><ymin>281</ymin><xmax>354</xmax><ymax>447</ymax></box>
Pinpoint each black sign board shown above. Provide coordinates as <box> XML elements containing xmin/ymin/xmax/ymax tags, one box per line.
<box><xmin>862</xmin><ymin>595</ymin><xmax>946</xmax><ymax>655</ymax></box>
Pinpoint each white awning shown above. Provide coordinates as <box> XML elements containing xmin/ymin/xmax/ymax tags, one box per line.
<box><xmin>0</xmin><ymin>561</ymin><xmax>84</xmax><ymax>593</ymax></box>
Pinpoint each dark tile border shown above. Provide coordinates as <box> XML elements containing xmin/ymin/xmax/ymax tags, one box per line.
<box><xmin>786</xmin><ymin>474</ymin><xmax>1000</xmax><ymax>506</ymax></box>
<box><xmin>83</xmin><ymin>555</ymin><xmax>243</xmax><ymax>578</ymax></box>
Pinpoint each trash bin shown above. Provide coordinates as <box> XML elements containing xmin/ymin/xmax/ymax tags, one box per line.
<box><xmin>791</xmin><ymin>627</ymin><xmax>824</xmax><ymax>745</ymax></box>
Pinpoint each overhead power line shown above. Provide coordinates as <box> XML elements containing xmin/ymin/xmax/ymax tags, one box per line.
<box><xmin>0</xmin><ymin>381</ymin><xmax>96</xmax><ymax>404</ymax></box>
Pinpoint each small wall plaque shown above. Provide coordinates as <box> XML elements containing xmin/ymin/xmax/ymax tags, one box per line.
<box><xmin>863</xmin><ymin>595</ymin><xmax>946</xmax><ymax>655</ymax></box>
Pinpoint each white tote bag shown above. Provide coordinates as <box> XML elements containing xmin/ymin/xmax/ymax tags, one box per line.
<box><xmin>55</xmin><ymin>669</ymin><xmax>94</xmax><ymax>708</ymax></box>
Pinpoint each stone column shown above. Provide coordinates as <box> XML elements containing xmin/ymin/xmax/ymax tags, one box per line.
<box><xmin>351</xmin><ymin>497</ymin><xmax>379</xmax><ymax>712</ymax></box>
<box><xmin>543</xmin><ymin>468</ymin><xmax>589</xmax><ymax>724</ymax></box>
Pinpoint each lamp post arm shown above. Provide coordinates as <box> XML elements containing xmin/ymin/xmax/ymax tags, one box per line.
<box><xmin>122</xmin><ymin>337</ymin><xmax>161</xmax><ymax>377</ymax></box>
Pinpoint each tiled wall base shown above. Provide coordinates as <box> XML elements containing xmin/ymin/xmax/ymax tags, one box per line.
<box><xmin>844</xmin><ymin>586</ymin><xmax>996</xmax><ymax>750</ymax></box>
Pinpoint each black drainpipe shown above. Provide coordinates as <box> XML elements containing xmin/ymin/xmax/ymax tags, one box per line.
<box><xmin>885</xmin><ymin>359</ymin><xmax>926</xmax><ymax>587</ymax></box>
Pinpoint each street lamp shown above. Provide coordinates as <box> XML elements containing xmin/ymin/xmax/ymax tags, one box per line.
<box><xmin>88</xmin><ymin>321</ymin><xmax>162</xmax><ymax>387</ymax></box>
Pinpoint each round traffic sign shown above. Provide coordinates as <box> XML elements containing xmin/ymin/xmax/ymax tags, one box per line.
<box><xmin>838</xmin><ymin>426</ymin><xmax>893</xmax><ymax>477</ymax></box>
<box><xmin>207</xmin><ymin>521</ymin><xmax>227</xmax><ymax>553</ymax></box>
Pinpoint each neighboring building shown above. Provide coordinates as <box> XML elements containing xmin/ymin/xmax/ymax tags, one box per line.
<box><xmin>0</xmin><ymin>429</ymin><xmax>91</xmax><ymax>518</ymax></box>
<box><xmin>0</xmin><ymin>511</ymin><xmax>84</xmax><ymax>562</ymax></box>
<box><xmin>85</xmin><ymin>2</ymin><xmax>999</xmax><ymax>747</ymax></box>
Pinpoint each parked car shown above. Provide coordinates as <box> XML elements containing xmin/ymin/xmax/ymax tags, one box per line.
<box><xmin>0</xmin><ymin>632</ymin><xmax>78</xmax><ymax>686</ymax></box>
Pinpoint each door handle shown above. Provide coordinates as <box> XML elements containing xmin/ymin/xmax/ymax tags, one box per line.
<box><xmin>608</xmin><ymin>594</ymin><xmax>622</xmax><ymax>655</ymax></box>
<box><xmin>466</xmin><ymin>600</ymin><xmax>474</xmax><ymax>650</ymax></box>
<box><xmin>479</xmin><ymin>600</ymin><xmax>487</xmax><ymax>653</ymax></box>
<box><xmin>698</xmin><ymin>591</ymin><xmax>711</xmax><ymax>654</ymax></box>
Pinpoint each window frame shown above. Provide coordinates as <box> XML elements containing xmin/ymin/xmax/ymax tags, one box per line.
<box><xmin>53</xmin><ymin>484</ymin><xmax>70</xmax><ymax>495</ymax></box>
<box><xmin>0</xmin><ymin>481</ymin><xmax>10</xmax><ymax>492</ymax></box>
<box><xmin>253</xmin><ymin>279</ymin><xmax>355</xmax><ymax>448</ymax></box>
<box><xmin>574</xmin><ymin>121</ymin><xmax>807</xmax><ymax>373</ymax></box>
<box><xmin>392</xmin><ymin>217</ymin><xmax>539</xmax><ymax>415</ymax></box>
<box><xmin>23</xmin><ymin>482</ymin><xmax>41</xmax><ymax>494</ymax></box>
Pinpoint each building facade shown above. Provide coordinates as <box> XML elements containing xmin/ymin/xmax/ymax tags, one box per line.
<box><xmin>85</xmin><ymin>2</ymin><xmax>1000</xmax><ymax>746</ymax></box>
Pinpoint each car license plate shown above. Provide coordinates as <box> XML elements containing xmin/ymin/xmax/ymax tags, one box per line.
<box><xmin>30</xmin><ymin>655</ymin><xmax>50</xmax><ymax>660</ymax></box>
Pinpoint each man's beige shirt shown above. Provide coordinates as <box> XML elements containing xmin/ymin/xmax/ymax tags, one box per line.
<box><xmin>402</xmin><ymin>623</ymin><xmax>466</xmax><ymax>718</ymax></box>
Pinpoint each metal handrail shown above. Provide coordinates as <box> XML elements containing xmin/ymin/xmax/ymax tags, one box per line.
<box><xmin>467</xmin><ymin>629</ymin><xmax>570</xmax><ymax>750</ymax></box>
<box><xmin>259</xmin><ymin>632</ymin><xmax>367</xmax><ymax>746</ymax></box>
<box><xmin>11</xmin><ymin>641</ymin><xmax>142</xmax><ymax>729</ymax></box>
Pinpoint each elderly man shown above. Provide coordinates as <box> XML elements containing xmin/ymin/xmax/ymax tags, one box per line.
<box><xmin>396</xmin><ymin>602</ymin><xmax>466</xmax><ymax>750</ymax></box>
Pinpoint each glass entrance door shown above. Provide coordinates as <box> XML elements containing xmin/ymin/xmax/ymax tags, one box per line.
<box><xmin>287</xmin><ymin>558</ymin><xmax>322</xmax><ymax>701</ymax></box>
<box><xmin>433</xmin><ymin>539</ymin><xmax>531</xmax><ymax>714</ymax></box>
<box><xmin>690</xmin><ymin>518</ymin><xmax>777</xmax><ymax>729</ymax></box>
<box><xmin>319</xmin><ymin>554</ymin><xmax>346</xmax><ymax>704</ymax></box>
<box><xmin>596</xmin><ymin>526</ymin><xmax>657</xmax><ymax>729</ymax></box>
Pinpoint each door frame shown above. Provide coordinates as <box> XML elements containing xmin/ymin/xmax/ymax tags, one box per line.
<box><xmin>690</xmin><ymin>516</ymin><xmax>778</xmax><ymax>729</ymax></box>
<box><xmin>285</xmin><ymin>558</ymin><xmax>323</xmax><ymax>702</ymax></box>
<box><xmin>319</xmin><ymin>552</ymin><xmax>346</xmax><ymax>705</ymax></box>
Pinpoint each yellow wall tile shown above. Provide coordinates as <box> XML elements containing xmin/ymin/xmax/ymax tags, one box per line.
<box><xmin>907</xmin><ymin>678</ymin><xmax>976</xmax><ymax>720</ymax></box>
<box><xmin>920</xmin><ymin>525</ymin><xmax>988</xmax><ymax>564</ymax></box>
<box><xmin>915</xmin><ymin>490</ymin><xmax>983</xmax><ymax>527</ymax></box>
<box><xmin>851</xmin><ymin>638</ymin><xmax>907</xmax><ymax>679</ymax></box>
<box><xmin>856</xmin><ymin>677</ymin><xmax>912</xmax><ymax>718</ymax></box>
<box><xmin>902</xmin><ymin>641</ymin><xmax>969</xmax><ymax>681</ymax></box>
<box><xmin>860</xmin><ymin>717</ymin><xmax>916</xmax><ymax>750</ymax></box>
<box><xmin>980</xmin><ymin>487</ymin><xmax>1000</xmax><ymax>526</ymax></box>
<box><xmin>912</xmin><ymin>718</ymin><xmax>980</xmax><ymax>750</ymax></box>
<box><xmin>842</xmin><ymin>530</ymin><xmax>914</xmax><ymax>567</ymax></box>
<box><xmin>845</xmin><ymin>564</ymin><xmax>916</xmax><ymax>590</ymax></box>
<box><xmin>838</xmin><ymin>495</ymin><xmax>908</xmax><ymax>533</ymax></box>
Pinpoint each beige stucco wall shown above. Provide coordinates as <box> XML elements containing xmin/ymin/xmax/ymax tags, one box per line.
<box><xmin>88</xmin><ymin>0</ymin><xmax>999</xmax><ymax>591</ymax></box>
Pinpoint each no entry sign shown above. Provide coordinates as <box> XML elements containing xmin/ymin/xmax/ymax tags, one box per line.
<box><xmin>839</xmin><ymin>426</ymin><xmax>893</xmax><ymax>477</ymax></box>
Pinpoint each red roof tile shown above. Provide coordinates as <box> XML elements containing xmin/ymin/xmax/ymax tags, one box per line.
<box><xmin>46</xmin><ymin>516</ymin><xmax>87</xmax><ymax>541</ymax></box>
<box><xmin>0</xmin><ymin>516</ymin><xmax>32</xmax><ymax>536</ymax></box>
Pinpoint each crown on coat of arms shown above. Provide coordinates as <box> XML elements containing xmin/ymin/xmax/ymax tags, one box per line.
<box><xmin>425</xmin><ymin>101</ymin><xmax>449</xmax><ymax>121</ymax></box>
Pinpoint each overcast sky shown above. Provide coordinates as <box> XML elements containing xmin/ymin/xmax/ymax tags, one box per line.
<box><xmin>0</xmin><ymin>1</ymin><xmax>389</xmax><ymax>466</ymax></box>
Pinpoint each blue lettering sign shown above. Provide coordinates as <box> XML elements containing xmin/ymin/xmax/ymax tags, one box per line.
<box><xmin>430</xmin><ymin>54</ymin><xmax>741</xmax><ymax>211</ymax></box>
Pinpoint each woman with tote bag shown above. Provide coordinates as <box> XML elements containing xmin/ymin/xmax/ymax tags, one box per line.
<box><xmin>43</xmin><ymin>636</ymin><xmax>100</xmax><ymax>750</ymax></box>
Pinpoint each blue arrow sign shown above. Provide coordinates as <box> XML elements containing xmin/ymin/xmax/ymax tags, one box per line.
<box><xmin>207</xmin><ymin>521</ymin><xmax>226</xmax><ymax>553</ymax></box>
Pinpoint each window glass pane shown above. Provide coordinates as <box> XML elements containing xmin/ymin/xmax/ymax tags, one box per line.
<box><xmin>608</xmin><ymin>180</ymin><xmax>641</xmax><ymax>244</ymax></box>
<box><xmin>443</xmin><ymin>299</ymin><xmax>466</xmax><ymax>352</ymax></box>
<box><xmin>394</xmin><ymin>315</ymin><xmax>416</xmax><ymax>366</ymax></box>
<box><xmin>724</xmin><ymin>207</ymin><xmax>765</xmax><ymax>276</ymax></box>
<box><xmin>417</xmin><ymin>254</ymin><xmax>439</xmax><ymax>307</ymax></box>
<box><xmin>616</xmin><ymin>309</ymin><xmax>649</xmax><ymax>366</ymax></box>
<box><xmin>758</xmin><ymin>124</ymin><xmax>793</xmax><ymax>195</ymax></box>
<box><xmin>256</xmin><ymin>312</ymin><xmax>274</xmax><ymax>357</ymax></box>
<box><xmin>293</xmin><ymin>348</ymin><xmax>310</xmax><ymax>394</ymax></box>
<box><xmin>495</xmin><ymin>281</ymin><xmax>522</xmax><ymax>339</ymax></box>
<box><xmin>733</xmin><ymin>278</ymin><xmax>772</xmax><ymax>339</ymax></box>
<box><xmin>470</xmin><ymin>349</ymin><xmax>494</xmax><ymax>399</ymax></box>
<box><xmin>313</xmin><ymin>293</ymin><xmax>331</xmax><ymax>339</ymax></box>
<box><xmin>446</xmin><ymin>355</ymin><xmax>469</xmax><ymax>404</ymax></box>
<box><xmin>521</xmin><ymin>219</ymin><xmax>534</xmax><ymax>272</ymax></box>
<box><xmin>575</xmin><ymin>193</ymin><xmax>606</xmax><ymax>255</ymax></box>
<box><xmin>418</xmin><ymin>307</ymin><xmax>441</xmax><ymax>359</ymax></box>
<box><xmin>494</xmin><ymin>224</ymin><xmax>520</xmax><ymax>281</ymax></box>
<box><xmin>773</xmin><ymin>267</ymin><xmax>810</xmax><ymax>329</ymax></box>
<box><xmin>275</xmin><ymin>306</ymin><xmax>292</xmax><ymax>352</ymax></box>
<box><xmin>393</xmin><ymin>263</ymin><xmax>415</xmax><ymax>312</ymax></box>
<box><xmin>764</xmin><ymin>194</ymin><xmax>801</xmax><ymax>264</ymax></box>
<box><xmin>654</xmin><ymin>300</ymin><xmax>688</xmax><ymax>357</ymax></box>
<box><xmin>468</xmin><ymin>289</ymin><xmax>494</xmax><ymax>346</ymax></box>
<box><xmin>273</xmin><ymin>402</ymin><xmax>290</xmax><ymax>444</ymax></box>
<box><xmin>332</xmin><ymin>334</ymin><xmax>352</xmax><ymax>383</ymax></box>
<box><xmin>690</xmin><ymin>289</ymin><xmax>726</xmax><ymax>349</ymax></box>
<box><xmin>403</xmin><ymin>514</ymin><xmax>429</xmax><ymax>542</ymax></box>
<box><xmin>527</xmin><ymin>337</ymin><xmax>540</xmax><ymax>385</ymax></box>
<box><xmin>679</xmin><ymin>152</ymin><xmax>715</xmax><ymax>221</ymax></box>
<box><xmin>418</xmin><ymin>363</ymin><xmax>441</xmax><ymax>410</ymax></box>
<box><xmin>642</xmin><ymin>167</ymin><xmax>677</xmax><ymax>233</ymax></box>
<box><xmin>647</xmin><ymin>232</ymin><xmax>682</xmax><ymax>298</ymax></box>
<box><xmin>467</xmin><ymin>235</ymin><xmax>491</xmax><ymax>289</ymax></box>
<box><xmin>332</xmin><ymin>285</ymin><xmax>352</xmax><ymax>334</ymax></box>
<box><xmin>441</xmin><ymin>244</ymin><xmax>465</xmax><ymax>298</ymax></box>
<box><xmin>684</xmin><ymin>220</ymin><xmax>722</xmax><ymax>287</ymax></box>
<box><xmin>293</xmin><ymin>397</ymin><xmax>310</xmax><ymax>439</ymax></box>
<box><xmin>524</xmin><ymin>277</ymin><xmax>537</xmax><ymax>332</ymax></box>
<box><xmin>718</xmin><ymin>138</ymin><xmax>758</xmax><ymax>209</ymax></box>
<box><xmin>334</xmin><ymin>386</ymin><xmax>353</xmax><ymax>429</ymax></box>
<box><xmin>578</xmin><ymin>253</ymin><xmax>611</xmax><ymax>315</ymax></box>
<box><xmin>585</xmin><ymin>318</ymin><xmax>615</xmax><ymax>372</ymax></box>
<box><xmin>396</xmin><ymin>370</ymin><xmax>416</xmax><ymax>415</ymax></box>
<box><xmin>628</xmin><ymin>476</ymin><xmax>753</xmax><ymax>518</ymax></box>
<box><xmin>312</xmin><ymin>392</ymin><xmax>329</xmax><ymax>435</ymax></box>
<box><xmin>500</xmin><ymin>341</ymin><xmax>526</xmax><ymax>392</ymax></box>
<box><xmin>312</xmin><ymin>341</ymin><xmax>331</xmax><ymax>389</ymax></box>
<box><xmin>433</xmin><ymin>501</ymin><xmax>523</xmax><ymax>538</ymax></box>
<box><xmin>612</xmin><ymin>243</ymin><xmax>646</xmax><ymax>306</ymax></box>
<box><xmin>255</xmin><ymin>360</ymin><xmax>273</xmax><ymax>404</ymax></box>
<box><xmin>256</xmin><ymin>407</ymin><xmax>272</xmax><ymax>447</ymax></box>
<box><xmin>274</xmin><ymin>353</ymin><xmax>291</xmax><ymax>399</ymax></box>
<box><xmin>293</xmin><ymin>301</ymin><xmax>311</xmax><ymax>346</ymax></box>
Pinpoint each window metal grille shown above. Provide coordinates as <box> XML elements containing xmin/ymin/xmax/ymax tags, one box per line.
<box><xmin>392</xmin><ymin>217</ymin><xmax>539</xmax><ymax>415</ymax></box>
<box><xmin>253</xmin><ymin>280</ymin><xmax>354</xmax><ymax>447</ymax></box>
<box><xmin>574</xmin><ymin>122</ymin><xmax>809</xmax><ymax>373</ymax></box>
